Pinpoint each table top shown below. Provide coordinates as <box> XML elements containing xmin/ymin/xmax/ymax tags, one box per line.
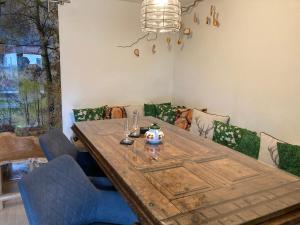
<box><xmin>72</xmin><ymin>117</ymin><xmax>300</xmax><ymax>225</ymax></box>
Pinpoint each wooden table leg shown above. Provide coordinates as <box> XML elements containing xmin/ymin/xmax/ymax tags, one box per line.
<box><xmin>0</xmin><ymin>165</ymin><xmax>3</xmax><ymax>210</ymax></box>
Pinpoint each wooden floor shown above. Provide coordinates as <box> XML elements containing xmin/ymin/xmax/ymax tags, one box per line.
<box><xmin>0</xmin><ymin>180</ymin><xmax>28</xmax><ymax>225</ymax></box>
<box><xmin>0</xmin><ymin>199</ymin><xmax>28</xmax><ymax>225</ymax></box>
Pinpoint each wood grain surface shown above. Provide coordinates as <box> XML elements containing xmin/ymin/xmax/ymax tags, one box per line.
<box><xmin>72</xmin><ymin>117</ymin><xmax>300</xmax><ymax>225</ymax></box>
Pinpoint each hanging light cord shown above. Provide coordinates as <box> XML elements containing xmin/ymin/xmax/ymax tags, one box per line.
<box><xmin>182</xmin><ymin>0</ymin><xmax>204</xmax><ymax>13</ymax></box>
<box><xmin>116</xmin><ymin>33</ymin><xmax>157</xmax><ymax>48</ymax></box>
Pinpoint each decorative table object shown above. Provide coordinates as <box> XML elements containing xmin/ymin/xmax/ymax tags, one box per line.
<box><xmin>145</xmin><ymin>123</ymin><xmax>164</xmax><ymax>145</ymax></box>
<box><xmin>140</xmin><ymin>127</ymin><xmax>149</xmax><ymax>135</ymax></box>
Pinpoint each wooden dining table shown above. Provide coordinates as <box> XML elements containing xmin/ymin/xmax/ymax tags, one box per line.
<box><xmin>72</xmin><ymin>117</ymin><xmax>300</xmax><ymax>225</ymax></box>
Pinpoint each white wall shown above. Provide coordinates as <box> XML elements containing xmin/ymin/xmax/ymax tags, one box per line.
<box><xmin>59</xmin><ymin>0</ymin><xmax>175</xmax><ymax>137</ymax></box>
<box><xmin>59</xmin><ymin>0</ymin><xmax>300</xmax><ymax>145</ymax></box>
<box><xmin>173</xmin><ymin>0</ymin><xmax>300</xmax><ymax>145</ymax></box>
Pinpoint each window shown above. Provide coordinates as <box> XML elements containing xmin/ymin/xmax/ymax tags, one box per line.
<box><xmin>0</xmin><ymin>0</ymin><xmax>61</xmax><ymax>135</ymax></box>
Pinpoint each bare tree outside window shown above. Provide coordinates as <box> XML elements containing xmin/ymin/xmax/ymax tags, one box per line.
<box><xmin>0</xmin><ymin>0</ymin><xmax>61</xmax><ymax>135</ymax></box>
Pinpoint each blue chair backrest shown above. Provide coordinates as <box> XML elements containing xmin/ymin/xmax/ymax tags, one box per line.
<box><xmin>18</xmin><ymin>155</ymin><xmax>98</xmax><ymax>225</ymax></box>
<box><xmin>39</xmin><ymin>129</ymin><xmax>78</xmax><ymax>161</ymax></box>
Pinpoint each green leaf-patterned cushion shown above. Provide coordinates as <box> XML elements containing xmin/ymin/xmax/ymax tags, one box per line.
<box><xmin>213</xmin><ymin>121</ymin><xmax>242</xmax><ymax>149</ymax></box>
<box><xmin>144</xmin><ymin>103</ymin><xmax>171</xmax><ymax>117</ymax></box>
<box><xmin>235</xmin><ymin>130</ymin><xmax>260</xmax><ymax>159</ymax></box>
<box><xmin>156</xmin><ymin>104</ymin><xmax>177</xmax><ymax>124</ymax></box>
<box><xmin>278</xmin><ymin>142</ymin><xmax>300</xmax><ymax>177</ymax></box>
<box><xmin>73</xmin><ymin>106</ymin><xmax>106</xmax><ymax>122</ymax></box>
<box><xmin>213</xmin><ymin>121</ymin><xmax>260</xmax><ymax>159</ymax></box>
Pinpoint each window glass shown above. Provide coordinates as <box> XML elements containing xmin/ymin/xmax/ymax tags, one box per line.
<box><xmin>0</xmin><ymin>0</ymin><xmax>61</xmax><ymax>135</ymax></box>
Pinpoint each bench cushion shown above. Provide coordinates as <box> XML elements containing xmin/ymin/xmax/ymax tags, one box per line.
<box><xmin>144</xmin><ymin>102</ymin><xmax>171</xmax><ymax>117</ymax></box>
<box><xmin>235</xmin><ymin>130</ymin><xmax>260</xmax><ymax>159</ymax></box>
<box><xmin>213</xmin><ymin>121</ymin><xmax>242</xmax><ymax>149</ymax></box>
<box><xmin>156</xmin><ymin>104</ymin><xmax>178</xmax><ymax>124</ymax></box>
<box><xmin>213</xmin><ymin>121</ymin><xmax>260</xmax><ymax>159</ymax></box>
<box><xmin>73</xmin><ymin>106</ymin><xmax>106</xmax><ymax>122</ymax></box>
<box><xmin>278</xmin><ymin>142</ymin><xmax>300</xmax><ymax>177</ymax></box>
<box><xmin>105</xmin><ymin>106</ymin><xmax>127</xmax><ymax>119</ymax></box>
<box><xmin>190</xmin><ymin>110</ymin><xmax>230</xmax><ymax>139</ymax></box>
<box><xmin>258</xmin><ymin>133</ymin><xmax>284</xmax><ymax>167</ymax></box>
<box><xmin>174</xmin><ymin>108</ymin><xmax>193</xmax><ymax>130</ymax></box>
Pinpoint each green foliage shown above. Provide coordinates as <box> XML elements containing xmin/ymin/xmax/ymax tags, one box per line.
<box><xmin>18</xmin><ymin>78</ymin><xmax>46</xmax><ymax>126</ymax></box>
<box><xmin>19</xmin><ymin>79</ymin><xmax>38</xmax><ymax>95</ymax></box>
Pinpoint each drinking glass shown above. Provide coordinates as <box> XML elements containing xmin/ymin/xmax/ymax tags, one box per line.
<box><xmin>131</xmin><ymin>111</ymin><xmax>140</xmax><ymax>137</ymax></box>
<box><xmin>123</xmin><ymin>118</ymin><xmax>131</xmax><ymax>143</ymax></box>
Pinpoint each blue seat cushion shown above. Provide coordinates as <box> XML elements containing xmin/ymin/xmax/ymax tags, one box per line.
<box><xmin>89</xmin><ymin>177</ymin><xmax>116</xmax><ymax>191</ymax></box>
<box><xmin>90</xmin><ymin>223</ymin><xmax>115</xmax><ymax>225</ymax></box>
<box><xmin>76</xmin><ymin>152</ymin><xmax>106</xmax><ymax>177</ymax></box>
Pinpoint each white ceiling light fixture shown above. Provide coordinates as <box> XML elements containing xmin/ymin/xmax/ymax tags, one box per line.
<box><xmin>141</xmin><ymin>0</ymin><xmax>182</xmax><ymax>33</ymax></box>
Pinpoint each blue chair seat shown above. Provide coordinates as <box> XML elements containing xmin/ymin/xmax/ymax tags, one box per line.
<box><xmin>89</xmin><ymin>177</ymin><xmax>116</xmax><ymax>191</ymax></box>
<box><xmin>76</xmin><ymin>151</ymin><xmax>105</xmax><ymax>177</ymax></box>
<box><xmin>90</xmin><ymin>223</ymin><xmax>114</xmax><ymax>225</ymax></box>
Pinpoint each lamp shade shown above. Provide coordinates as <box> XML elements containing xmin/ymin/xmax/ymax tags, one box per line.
<box><xmin>141</xmin><ymin>0</ymin><xmax>182</xmax><ymax>33</ymax></box>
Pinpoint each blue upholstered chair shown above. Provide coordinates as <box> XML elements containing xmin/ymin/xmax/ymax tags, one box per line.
<box><xmin>18</xmin><ymin>155</ymin><xmax>138</xmax><ymax>225</ymax></box>
<box><xmin>39</xmin><ymin>128</ymin><xmax>104</xmax><ymax>177</ymax></box>
<box><xmin>39</xmin><ymin>128</ymin><xmax>115</xmax><ymax>191</ymax></box>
